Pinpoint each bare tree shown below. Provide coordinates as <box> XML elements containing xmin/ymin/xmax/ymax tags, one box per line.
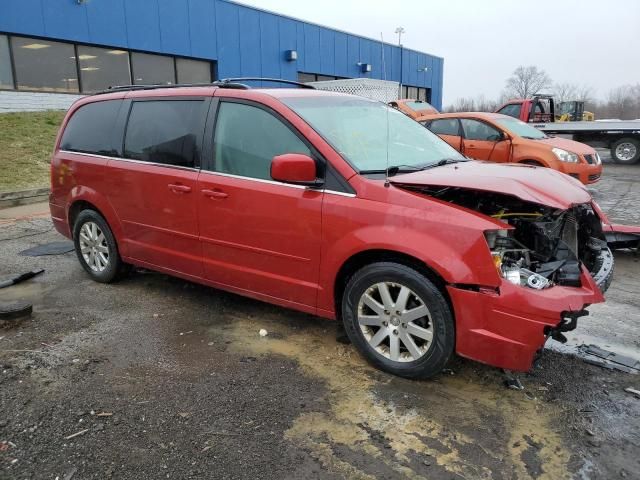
<box><xmin>554</xmin><ymin>82</ymin><xmax>578</xmax><ymax>103</ymax></box>
<box><xmin>503</xmin><ymin>65</ymin><xmax>552</xmax><ymax>99</ymax></box>
<box><xmin>605</xmin><ymin>85</ymin><xmax>635</xmax><ymax>119</ymax></box>
<box><xmin>444</xmin><ymin>95</ymin><xmax>498</xmax><ymax>113</ymax></box>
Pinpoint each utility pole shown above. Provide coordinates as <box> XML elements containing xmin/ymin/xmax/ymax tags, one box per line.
<box><xmin>395</xmin><ymin>27</ymin><xmax>405</xmax><ymax>99</ymax></box>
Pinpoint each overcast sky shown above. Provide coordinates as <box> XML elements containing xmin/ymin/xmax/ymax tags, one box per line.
<box><xmin>236</xmin><ymin>0</ymin><xmax>640</xmax><ymax>106</ymax></box>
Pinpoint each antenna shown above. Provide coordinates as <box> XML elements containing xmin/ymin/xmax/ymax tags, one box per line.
<box><xmin>384</xmin><ymin>102</ymin><xmax>391</xmax><ymax>187</ymax></box>
<box><xmin>380</xmin><ymin>33</ymin><xmax>387</xmax><ymax>81</ymax></box>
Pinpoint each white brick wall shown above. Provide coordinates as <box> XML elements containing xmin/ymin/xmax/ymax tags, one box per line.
<box><xmin>0</xmin><ymin>91</ymin><xmax>84</xmax><ymax>113</ymax></box>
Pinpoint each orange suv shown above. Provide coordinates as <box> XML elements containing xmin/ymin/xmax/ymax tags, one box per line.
<box><xmin>421</xmin><ymin>112</ymin><xmax>603</xmax><ymax>184</ymax></box>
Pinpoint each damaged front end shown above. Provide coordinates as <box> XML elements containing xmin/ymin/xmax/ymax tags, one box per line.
<box><xmin>419</xmin><ymin>186</ymin><xmax>614</xmax><ymax>293</ymax></box>
<box><xmin>405</xmin><ymin>185</ymin><xmax>613</xmax><ymax>371</ymax></box>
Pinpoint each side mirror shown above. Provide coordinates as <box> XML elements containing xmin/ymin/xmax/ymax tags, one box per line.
<box><xmin>271</xmin><ymin>153</ymin><xmax>322</xmax><ymax>186</ymax></box>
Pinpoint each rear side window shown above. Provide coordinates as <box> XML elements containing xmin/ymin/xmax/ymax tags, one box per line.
<box><xmin>428</xmin><ymin>119</ymin><xmax>460</xmax><ymax>136</ymax></box>
<box><xmin>60</xmin><ymin>100</ymin><xmax>122</xmax><ymax>155</ymax></box>
<box><xmin>213</xmin><ymin>102</ymin><xmax>310</xmax><ymax>180</ymax></box>
<box><xmin>124</xmin><ymin>100</ymin><xmax>205</xmax><ymax>168</ymax></box>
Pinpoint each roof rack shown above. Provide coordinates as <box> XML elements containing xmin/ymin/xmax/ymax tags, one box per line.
<box><xmin>96</xmin><ymin>77</ymin><xmax>314</xmax><ymax>95</ymax></box>
<box><xmin>221</xmin><ymin>78</ymin><xmax>315</xmax><ymax>89</ymax></box>
<box><xmin>96</xmin><ymin>80</ymin><xmax>249</xmax><ymax>95</ymax></box>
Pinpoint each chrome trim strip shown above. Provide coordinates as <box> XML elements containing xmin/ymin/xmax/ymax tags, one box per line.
<box><xmin>59</xmin><ymin>150</ymin><xmax>199</xmax><ymax>172</ymax></box>
<box><xmin>59</xmin><ymin>150</ymin><xmax>357</xmax><ymax>196</ymax></box>
<box><xmin>323</xmin><ymin>189</ymin><xmax>356</xmax><ymax>198</ymax></box>
<box><xmin>198</xmin><ymin>169</ymin><xmax>308</xmax><ymax>189</ymax></box>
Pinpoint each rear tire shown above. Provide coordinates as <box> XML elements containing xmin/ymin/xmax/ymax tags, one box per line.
<box><xmin>611</xmin><ymin>138</ymin><xmax>640</xmax><ymax>164</ymax></box>
<box><xmin>341</xmin><ymin>262</ymin><xmax>454</xmax><ymax>379</ymax></box>
<box><xmin>73</xmin><ymin>210</ymin><xmax>128</xmax><ymax>283</ymax></box>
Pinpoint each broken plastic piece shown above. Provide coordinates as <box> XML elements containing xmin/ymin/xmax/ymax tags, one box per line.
<box><xmin>0</xmin><ymin>269</ymin><xmax>44</xmax><ymax>289</ymax></box>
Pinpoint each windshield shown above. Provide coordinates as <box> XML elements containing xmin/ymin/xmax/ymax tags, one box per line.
<box><xmin>282</xmin><ymin>95</ymin><xmax>464</xmax><ymax>172</ymax></box>
<box><xmin>405</xmin><ymin>101</ymin><xmax>435</xmax><ymax>112</ymax></box>
<box><xmin>495</xmin><ymin>116</ymin><xmax>548</xmax><ymax>139</ymax></box>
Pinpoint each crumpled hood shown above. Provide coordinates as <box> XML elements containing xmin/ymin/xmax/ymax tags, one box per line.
<box><xmin>389</xmin><ymin>161</ymin><xmax>592</xmax><ymax>210</ymax></box>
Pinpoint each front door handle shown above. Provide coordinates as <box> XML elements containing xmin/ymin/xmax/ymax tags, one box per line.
<box><xmin>201</xmin><ymin>188</ymin><xmax>228</xmax><ymax>199</ymax></box>
<box><xmin>168</xmin><ymin>183</ymin><xmax>192</xmax><ymax>194</ymax></box>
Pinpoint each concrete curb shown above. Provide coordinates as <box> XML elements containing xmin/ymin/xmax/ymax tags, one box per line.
<box><xmin>0</xmin><ymin>187</ymin><xmax>50</xmax><ymax>209</ymax></box>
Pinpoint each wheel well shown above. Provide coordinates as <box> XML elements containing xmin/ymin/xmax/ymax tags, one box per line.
<box><xmin>520</xmin><ymin>159</ymin><xmax>544</xmax><ymax>166</ymax></box>
<box><xmin>333</xmin><ymin>249</ymin><xmax>451</xmax><ymax>320</ymax></box>
<box><xmin>68</xmin><ymin>200</ymin><xmax>100</xmax><ymax>235</ymax></box>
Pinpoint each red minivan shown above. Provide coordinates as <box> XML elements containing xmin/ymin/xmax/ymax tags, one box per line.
<box><xmin>50</xmin><ymin>81</ymin><xmax>614</xmax><ymax>379</ymax></box>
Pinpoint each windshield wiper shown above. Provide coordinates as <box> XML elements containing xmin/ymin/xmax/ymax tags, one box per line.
<box><xmin>359</xmin><ymin>164</ymin><xmax>425</xmax><ymax>176</ymax></box>
<box><xmin>421</xmin><ymin>158</ymin><xmax>468</xmax><ymax>170</ymax></box>
<box><xmin>360</xmin><ymin>159</ymin><xmax>468</xmax><ymax>176</ymax></box>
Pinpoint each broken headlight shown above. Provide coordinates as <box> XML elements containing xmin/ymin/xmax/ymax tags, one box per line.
<box><xmin>485</xmin><ymin>230</ymin><xmax>552</xmax><ymax>290</ymax></box>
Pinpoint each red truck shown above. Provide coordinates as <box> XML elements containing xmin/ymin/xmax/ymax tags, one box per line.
<box><xmin>496</xmin><ymin>96</ymin><xmax>640</xmax><ymax>165</ymax></box>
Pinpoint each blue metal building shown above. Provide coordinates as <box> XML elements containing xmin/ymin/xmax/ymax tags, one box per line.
<box><xmin>0</xmin><ymin>0</ymin><xmax>444</xmax><ymax>108</ymax></box>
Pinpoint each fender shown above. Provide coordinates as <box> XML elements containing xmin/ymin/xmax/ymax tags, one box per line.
<box><xmin>66</xmin><ymin>186</ymin><xmax>129</xmax><ymax>257</ymax></box>
<box><xmin>316</xmin><ymin>224</ymin><xmax>501</xmax><ymax>313</ymax></box>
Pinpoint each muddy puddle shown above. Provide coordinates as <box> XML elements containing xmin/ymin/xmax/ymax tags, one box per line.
<box><xmin>212</xmin><ymin>315</ymin><xmax>573</xmax><ymax>480</ymax></box>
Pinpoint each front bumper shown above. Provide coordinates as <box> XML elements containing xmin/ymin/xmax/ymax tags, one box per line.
<box><xmin>560</xmin><ymin>162</ymin><xmax>603</xmax><ymax>185</ymax></box>
<box><xmin>448</xmin><ymin>266</ymin><xmax>604</xmax><ymax>372</ymax></box>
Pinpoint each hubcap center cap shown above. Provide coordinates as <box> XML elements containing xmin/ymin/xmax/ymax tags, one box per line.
<box><xmin>390</xmin><ymin>316</ymin><xmax>400</xmax><ymax>326</ymax></box>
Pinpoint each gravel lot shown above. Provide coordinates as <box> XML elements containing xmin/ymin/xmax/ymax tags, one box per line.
<box><xmin>1</xmin><ymin>163</ymin><xmax>639</xmax><ymax>480</ymax></box>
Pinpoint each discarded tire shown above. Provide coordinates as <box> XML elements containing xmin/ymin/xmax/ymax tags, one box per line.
<box><xmin>0</xmin><ymin>301</ymin><xmax>33</xmax><ymax>326</ymax></box>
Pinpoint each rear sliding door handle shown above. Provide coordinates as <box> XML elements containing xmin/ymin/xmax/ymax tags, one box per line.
<box><xmin>201</xmin><ymin>189</ymin><xmax>228</xmax><ymax>199</ymax></box>
<box><xmin>168</xmin><ymin>183</ymin><xmax>192</xmax><ymax>194</ymax></box>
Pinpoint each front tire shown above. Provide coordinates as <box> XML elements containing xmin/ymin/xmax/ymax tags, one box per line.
<box><xmin>341</xmin><ymin>262</ymin><xmax>455</xmax><ymax>379</ymax></box>
<box><xmin>73</xmin><ymin>210</ymin><xmax>127</xmax><ymax>283</ymax></box>
<box><xmin>611</xmin><ymin>138</ymin><xmax>640</xmax><ymax>164</ymax></box>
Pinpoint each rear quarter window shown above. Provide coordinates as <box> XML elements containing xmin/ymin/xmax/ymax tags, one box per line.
<box><xmin>60</xmin><ymin>100</ymin><xmax>122</xmax><ymax>155</ymax></box>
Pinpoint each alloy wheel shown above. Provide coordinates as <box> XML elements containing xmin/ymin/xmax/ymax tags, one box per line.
<box><xmin>357</xmin><ymin>282</ymin><xmax>433</xmax><ymax>362</ymax></box>
<box><xmin>615</xmin><ymin>142</ymin><xmax>637</xmax><ymax>162</ymax></box>
<box><xmin>78</xmin><ymin>221</ymin><xmax>110</xmax><ymax>272</ymax></box>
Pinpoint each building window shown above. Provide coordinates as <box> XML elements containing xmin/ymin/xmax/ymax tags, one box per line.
<box><xmin>131</xmin><ymin>52</ymin><xmax>175</xmax><ymax>85</ymax></box>
<box><xmin>12</xmin><ymin>37</ymin><xmax>78</xmax><ymax>92</ymax></box>
<box><xmin>400</xmin><ymin>85</ymin><xmax>430</xmax><ymax>102</ymax></box>
<box><xmin>1</xmin><ymin>34</ymin><xmax>215</xmax><ymax>93</ymax></box>
<box><xmin>0</xmin><ymin>35</ymin><xmax>14</xmax><ymax>89</ymax></box>
<box><xmin>298</xmin><ymin>72</ymin><xmax>344</xmax><ymax>83</ymax></box>
<box><xmin>176</xmin><ymin>58</ymin><xmax>211</xmax><ymax>84</ymax></box>
<box><xmin>77</xmin><ymin>45</ymin><xmax>131</xmax><ymax>93</ymax></box>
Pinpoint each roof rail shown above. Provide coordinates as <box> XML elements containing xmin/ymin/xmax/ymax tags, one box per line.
<box><xmin>220</xmin><ymin>77</ymin><xmax>316</xmax><ymax>89</ymax></box>
<box><xmin>96</xmin><ymin>81</ymin><xmax>249</xmax><ymax>95</ymax></box>
<box><xmin>95</xmin><ymin>77</ymin><xmax>314</xmax><ymax>95</ymax></box>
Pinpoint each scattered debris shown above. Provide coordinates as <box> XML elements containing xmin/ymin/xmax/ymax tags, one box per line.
<box><xmin>19</xmin><ymin>241</ymin><xmax>74</xmax><ymax>257</ymax></box>
<box><xmin>503</xmin><ymin>369</ymin><xmax>524</xmax><ymax>390</ymax></box>
<box><xmin>0</xmin><ymin>269</ymin><xmax>44</xmax><ymax>289</ymax></box>
<box><xmin>624</xmin><ymin>387</ymin><xmax>640</xmax><ymax>399</ymax></box>
<box><xmin>579</xmin><ymin>344</ymin><xmax>640</xmax><ymax>373</ymax></box>
<box><xmin>63</xmin><ymin>467</ymin><xmax>77</xmax><ymax>480</ymax></box>
<box><xmin>64</xmin><ymin>428</ymin><xmax>89</xmax><ymax>440</ymax></box>
<box><xmin>259</xmin><ymin>329</ymin><xmax>268</xmax><ymax>337</ymax></box>
<box><xmin>96</xmin><ymin>412</ymin><xmax>113</xmax><ymax>417</ymax></box>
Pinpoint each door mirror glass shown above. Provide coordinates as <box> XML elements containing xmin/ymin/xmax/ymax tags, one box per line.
<box><xmin>271</xmin><ymin>154</ymin><xmax>320</xmax><ymax>185</ymax></box>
